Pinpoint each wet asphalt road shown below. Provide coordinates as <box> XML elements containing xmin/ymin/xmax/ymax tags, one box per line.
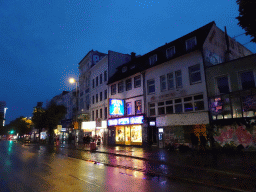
<box><xmin>0</xmin><ymin>141</ymin><xmax>234</xmax><ymax>192</ymax></box>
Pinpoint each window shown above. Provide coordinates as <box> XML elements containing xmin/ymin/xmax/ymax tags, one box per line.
<box><xmin>96</xmin><ymin>110</ymin><xmax>98</xmax><ymax>119</ymax></box>
<box><xmin>149</xmin><ymin>103</ymin><xmax>156</xmax><ymax>116</ymax></box>
<box><xmin>167</xmin><ymin>73</ymin><xmax>174</xmax><ymax>90</ymax></box>
<box><xmin>194</xmin><ymin>94</ymin><xmax>204</xmax><ymax>111</ymax></box>
<box><xmin>92</xmin><ymin>96</ymin><xmax>95</xmax><ymax>104</ymax></box>
<box><xmin>104</xmin><ymin>107</ymin><xmax>108</xmax><ymax>119</ymax></box>
<box><xmin>160</xmin><ymin>75</ymin><xmax>166</xmax><ymax>92</ymax></box>
<box><xmin>135</xmin><ymin>100</ymin><xmax>142</xmax><ymax>115</ymax></box>
<box><xmin>126</xmin><ymin>102</ymin><xmax>132</xmax><ymax>115</ymax></box>
<box><xmin>126</xmin><ymin>79</ymin><xmax>132</xmax><ymax>91</ymax></box>
<box><xmin>104</xmin><ymin>70</ymin><xmax>107</xmax><ymax>82</ymax></box>
<box><xmin>149</xmin><ymin>54</ymin><xmax>157</xmax><ymax>65</ymax></box>
<box><xmin>96</xmin><ymin>76</ymin><xmax>98</xmax><ymax>87</ymax></box>
<box><xmin>92</xmin><ymin>111</ymin><xmax>94</xmax><ymax>121</ymax></box>
<box><xmin>158</xmin><ymin>102</ymin><xmax>165</xmax><ymax>115</ymax></box>
<box><xmin>134</xmin><ymin>75</ymin><xmax>141</xmax><ymax>88</ymax></box>
<box><xmin>96</xmin><ymin>94</ymin><xmax>98</xmax><ymax>103</ymax></box>
<box><xmin>100</xmin><ymin>108</ymin><xmax>102</xmax><ymax>118</ymax></box>
<box><xmin>189</xmin><ymin>64</ymin><xmax>201</xmax><ymax>84</ymax></box>
<box><xmin>100</xmin><ymin>74</ymin><xmax>102</xmax><ymax>84</ymax></box>
<box><xmin>216</xmin><ymin>76</ymin><xmax>230</xmax><ymax>94</ymax></box>
<box><xmin>122</xmin><ymin>66</ymin><xmax>127</xmax><ymax>73</ymax></box>
<box><xmin>240</xmin><ymin>71</ymin><xmax>255</xmax><ymax>90</ymax></box>
<box><xmin>175</xmin><ymin>70</ymin><xmax>182</xmax><ymax>88</ymax></box>
<box><xmin>184</xmin><ymin>96</ymin><xmax>193</xmax><ymax>112</ymax></box>
<box><xmin>111</xmin><ymin>84</ymin><xmax>116</xmax><ymax>95</ymax></box>
<box><xmin>147</xmin><ymin>79</ymin><xmax>155</xmax><ymax>94</ymax></box>
<box><xmin>166</xmin><ymin>46</ymin><xmax>175</xmax><ymax>59</ymax></box>
<box><xmin>175</xmin><ymin>99</ymin><xmax>182</xmax><ymax>113</ymax></box>
<box><xmin>118</xmin><ymin>81</ymin><xmax>124</xmax><ymax>93</ymax></box>
<box><xmin>186</xmin><ymin>36</ymin><xmax>197</xmax><ymax>51</ymax></box>
<box><xmin>100</xmin><ymin>92</ymin><xmax>102</xmax><ymax>101</ymax></box>
<box><xmin>166</xmin><ymin>100</ymin><xmax>174</xmax><ymax>114</ymax></box>
<box><xmin>104</xmin><ymin>89</ymin><xmax>107</xmax><ymax>100</ymax></box>
<box><xmin>92</xmin><ymin>79</ymin><xmax>95</xmax><ymax>88</ymax></box>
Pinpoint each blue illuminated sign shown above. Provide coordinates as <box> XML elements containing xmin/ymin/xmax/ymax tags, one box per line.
<box><xmin>109</xmin><ymin>99</ymin><xmax>125</xmax><ymax>116</ymax></box>
<box><xmin>108</xmin><ymin>116</ymin><xmax>144</xmax><ymax>126</ymax></box>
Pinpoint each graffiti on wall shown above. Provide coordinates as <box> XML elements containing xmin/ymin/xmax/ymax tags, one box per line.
<box><xmin>214</xmin><ymin>124</ymin><xmax>255</xmax><ymax>147</ymax></box>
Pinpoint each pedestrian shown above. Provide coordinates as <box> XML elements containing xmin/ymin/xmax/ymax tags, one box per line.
<box><xmin>190</xmin><ymin>133</ymin><xmax>198</xmax><ymax>151</ymax></box>
<box><xmin>199</xmin><ymin>133</ymin><xmax>207</xmax><ymax>152</ymax></box>
<box><xmin>83</xmin><ymin>136</ymin><xmax>86</xmax><ymax>146</ymax></box>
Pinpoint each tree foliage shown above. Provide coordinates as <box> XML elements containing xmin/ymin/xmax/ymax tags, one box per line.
<box><xmin>236</xmin><ymin>0</ymin><xmax>256</xmax><ymax>43</ymax></box>
<box><xmin>32</xmin><ymin>102</ymin><xmax>66</xmax><ymax>143</ymax></box>
<box><xmin>4</xmin><ymin>117</ymin><xmax>31</xmax><ymax>135</ymax></box>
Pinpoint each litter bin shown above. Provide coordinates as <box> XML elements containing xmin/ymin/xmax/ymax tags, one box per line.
<box><xmin>90</xmin><ymin>142</ymin><xmax>96</xmax><ymax>150</ymax></box>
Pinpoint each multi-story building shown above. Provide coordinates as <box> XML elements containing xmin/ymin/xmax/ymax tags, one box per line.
<box><xmin>206</xmin><ymin>54</ymin><xmax>256</xmax><ymax>147</ymax></box>
<box><xmin>79</xmin><ymin>50</ymin><xmax>131</xmax><ymax>144</ymax></box>
<box><xmin>107</xmin><ymin>21</ymin><xmax>253</xmax><ymax>147</ymax></box>
<box><xmin>0</xmin><ymin>101</ymin><xmax>7</xmax><ymax>127</ymax></box>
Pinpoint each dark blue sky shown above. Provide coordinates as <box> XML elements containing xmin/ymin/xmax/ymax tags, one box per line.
<box><xmin>1</xmin><ymin>0</ymin><xmax>255</xmax><ymax>124</ymax></box>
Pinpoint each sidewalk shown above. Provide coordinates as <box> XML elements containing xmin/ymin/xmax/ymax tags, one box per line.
<box><xmin>48</xmin><ymin>142</ymin><xmax>256</xmax><ymax>191</ymax></box>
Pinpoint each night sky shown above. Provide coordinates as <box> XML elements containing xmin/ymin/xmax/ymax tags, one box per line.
<box><xmin>1</xmin><ymin>0</ymin><xmax>255</xmax><ymax>125</ymax></box>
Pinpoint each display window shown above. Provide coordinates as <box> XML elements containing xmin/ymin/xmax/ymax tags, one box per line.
<box><xmin>116</xmin><ymin>126</ymin><xmax>125</xmax><ymax>143</ymax></box>
<box><xmin>115</xmin><ymin>125</ymin><xmax>142</xmax><ymax>145</ymax></box>
<box><xmin>131</xmin><ymin>125</ymin><xmax>142</xmax><ymax>143</ymax></box>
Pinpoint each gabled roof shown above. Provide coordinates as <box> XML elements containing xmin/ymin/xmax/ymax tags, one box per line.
<box><xmin>108</xmin><ymin>21</ymin><xmax>215</xmax><ymax>84</ymax></box>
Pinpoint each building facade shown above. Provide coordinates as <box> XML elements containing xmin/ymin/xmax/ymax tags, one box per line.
<box><xmin>206</xmin><ymin>54</ymin><xmax>256</xmax><ymax>147</ymax></box>
<box><xmin>107</xmin><ymin>21</ymin><xmax>253</xmax><ymax>148</ymax></box>
<box><xmin>0</xmin><ymin>101</ymin><xmax>7</xmax><ymax>127</ymax></box>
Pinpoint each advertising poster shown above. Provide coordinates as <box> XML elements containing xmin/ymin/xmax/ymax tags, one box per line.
<box><xmin>109</xmin><ymin>99</ymin><xmax>124</xmax><ymax>116</ymax></box>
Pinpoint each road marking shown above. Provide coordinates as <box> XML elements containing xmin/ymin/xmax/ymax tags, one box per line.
<box><xmin>69</xmin><ymin>174</ymin><xmax>100</xmax><ymax>188</ymax></box>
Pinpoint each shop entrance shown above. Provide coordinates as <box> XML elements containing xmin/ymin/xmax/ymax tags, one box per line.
<box><xmin>125</xmin><ymin>126</ymin><xmax>131</xmax><ymax>145</ymax></box>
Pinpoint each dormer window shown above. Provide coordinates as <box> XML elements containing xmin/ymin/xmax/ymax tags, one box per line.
<box><xmin>149</xmin><ymin>54</ymin><xmax>157</xmax><ymax>65</ymax></box>
<box><xmin>186</xmin><ymin>36</ymin><xmax>197</xmax><ymax>51</ymax></box>
<box><xmin>166</xmin><ymin>46</ymin><xmax>175</xmax><ymax>59</ymax></box>
<box><xmin>130</xmin><ymin>64</ymin><xmax>135</xmax><ymax>69</ymax></box>
<box><xmin>122</xmin><ymin>66</ymin><xmax>127</xmax><ymax>73</ymax></box>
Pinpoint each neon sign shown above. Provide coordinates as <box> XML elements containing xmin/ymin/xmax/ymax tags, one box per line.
<box><xmin>109</xmin><ymin>99</ymin><xmax>125</xmax><ymax>116</ymax></box>
<box><xmin>108</xmin><ymin>116</ymin><xmax>144</xmax><ymax>126</ymax></box>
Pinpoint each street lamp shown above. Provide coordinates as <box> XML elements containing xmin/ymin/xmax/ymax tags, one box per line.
<box><xmin>69</xmin><ymin>78</ymin><xmax>79</xmax><ymax>141</ymax></box>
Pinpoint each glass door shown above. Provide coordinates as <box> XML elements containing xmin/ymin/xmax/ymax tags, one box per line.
<box><xmin>125</xmin><ymin>126</ymin><xmax>131</xmax><ymax>145</ymax></box>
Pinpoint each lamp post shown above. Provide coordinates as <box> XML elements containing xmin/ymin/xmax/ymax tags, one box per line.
<box><xmin>69</xmin><ymin>78</ymin><xmax>79</xmax><ymax>142</ymax></box>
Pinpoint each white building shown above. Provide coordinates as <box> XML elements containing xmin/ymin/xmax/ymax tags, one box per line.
<box><xmin>107</xmin><ymin>21</ymin><xmax>253</xmax><ymax>147</ymax></box>
<box><xmin>79</xmin><ymin>50</ymin><xmax>131</xmax><ymax>144</ymax></box>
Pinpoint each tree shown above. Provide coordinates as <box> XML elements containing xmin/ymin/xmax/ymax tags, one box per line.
<box><xmin>236</xmin><ymin>0</ymin><xmax>256</xmax><ymax>43</ymax></box>
<box><xmin>44</xmin><ymin>102</ymin><xmax>67</xmax><ymax>144</ymax></box>
<box><xmin>32</xmin><ymin>107</ymin><xmax>46</xmax><ymax>142</ymax></box>
<box><xmin>4</xmin><ymin>117</ymin><xmax>31</xmax><ymax>136</ymax></box>
<box><xmin>32</xmin><ymin>102</ymin><xmax>67</xmax><ymax>144</ymax></box>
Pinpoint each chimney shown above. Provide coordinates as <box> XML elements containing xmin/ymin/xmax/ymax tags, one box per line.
<box><xmin>131</xmin><ymin>52</ymin><xmax>136</xmax><ymax>60</ymax></box>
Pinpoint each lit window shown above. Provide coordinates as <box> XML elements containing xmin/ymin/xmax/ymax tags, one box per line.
<box><xmin>189</xmin><ymin>64</ymin><xmax>201</xmax><ymax>84</ymax></box>
<box><xmin>186</xmin><ymin>36</ymin><xmax>197</xmax><ymax>51</ymax></box>
<box><xmin>126</xmin><ymin>102</ymin><xmax>132</xmax><ymax>115</ymax></box>
<box><xmin>135</xmin><ymin>100</ymin><xmax>142</xmax><ymax>115</ymax></box>
<box><xmin>149</xmin><ymin>54</ymin><xmax>157</xmax><ymax>65</ymax></box>
<box><xmin>166</xmin><ymin>46</ymin><xmax>175</xmax><ymax>59</ymax></box>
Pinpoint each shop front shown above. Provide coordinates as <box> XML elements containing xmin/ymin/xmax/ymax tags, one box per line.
<box><xmin>108</xmin><ymin>115</ymin><xmax>144</xmax><ymax>146</ymax></box>
<box><xmin>81</xmin><ymin>120</ymin><xmax>108</xmax><ymax>145</ymax></box>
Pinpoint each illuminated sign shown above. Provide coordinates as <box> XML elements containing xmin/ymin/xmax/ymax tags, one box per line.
<box><xmin>149</xmin><ymin>121</ymin><xmax>156</xmax><ymax>126</ymax></box>
<box><xmin>159</xmin><ymin>128</ymin><xmax>163</xmax><ymax>133</ymax></box>
<box><xmin>109</xmin><ymin>99</ymin><xmax>125</xmax><ymax>116</ymax></box>
<box><xmin>108</xmin><ymin>116</ymin><xmax>144</xmax><ymax>126</ymax></box>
